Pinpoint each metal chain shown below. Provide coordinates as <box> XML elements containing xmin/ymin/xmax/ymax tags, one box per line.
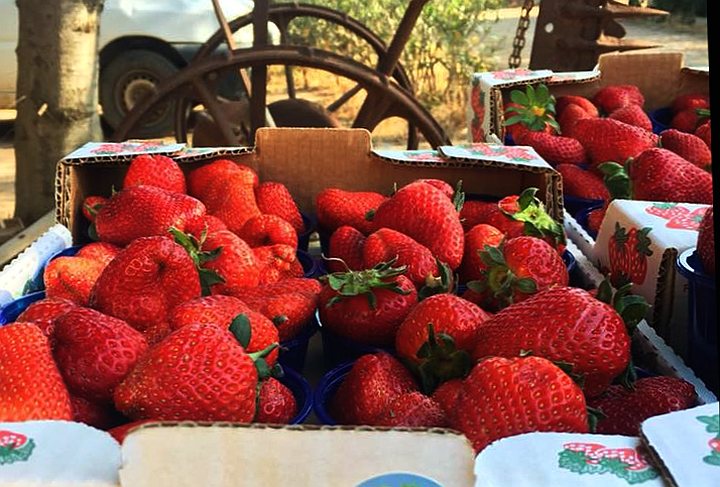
<box><xmin>508</xmin><ymin>0</ymin><xmax>536</xmax><ymax>69</ymax></box>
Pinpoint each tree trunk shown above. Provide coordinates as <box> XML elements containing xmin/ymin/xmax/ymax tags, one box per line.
<box><xmin>14</xmin><ymin>0</ymin><xmax>104</xmax><ymax>225</ymax></box>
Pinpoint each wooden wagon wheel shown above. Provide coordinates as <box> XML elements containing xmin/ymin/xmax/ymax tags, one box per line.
<box><xmin>111</xmin><ymin>45</ymin><xmax>451</xmax><ymax>149</ymax></box>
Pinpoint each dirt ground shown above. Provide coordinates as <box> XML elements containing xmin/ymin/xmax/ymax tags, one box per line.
<box><xmin>0</xmin><ymin>7</ymin><xmax>710</xmax><ymax>222</ymax></box>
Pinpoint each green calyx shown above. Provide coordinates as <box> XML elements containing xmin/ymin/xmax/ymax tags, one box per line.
<box><xmin>599</xmin><ymin>161</ymin><xmax>632</xmax><ymax>200</ymax></box>
<box><xmin>507</xmin><ymin>188</ymin><xmax>566</xmax><ymax>247</ymax></box>
<box><xmin>418</xmin><ymin>259</ymin><xmax>456</xmax><ymax>301</ymax></box>
<box><xmin>228</xmin><ymin>314</ymin><xmax>282</xmax><ymax>382</ymax></box>
<box><xmin>453</xmin><ymin>180</ymin><xmax>465</xmax><ymax>213</ymax></box>
<box><xmin>322</xmin><ymin>257</ymin><xmax>411</xmax><ymax>309</ymax></box>
<box><xmin>169</xmin><ymin>226</ymin><xmax>225</xmax><ymax>296</ymax></box>
<box><xmin>504</xmin><ymin>83</ymin><xmax>561</xmax><ymax>133</ymax></box>
<box><xmin>408</xmin><ymin>323</ymin><xmax>473</xmax><ymax>395</ymax></box>
<box><xmin>586</xmin><ymin>405</ymin><xmax>607</xmax><ymax>433</ymax></box>
<box><xmin>468</xmin><ymin>244</ymin><xmax>538</xmax><ymax>309</ymax></box>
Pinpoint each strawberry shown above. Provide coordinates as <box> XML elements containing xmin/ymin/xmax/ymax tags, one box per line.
<box><xmin>253</xmin><ymin>244</ymin><xmax>299</xmax><ymax>285</ymax></box>
<box><xmin>671</xmin><ymin>108</ymin><xmax>710</xmax><ymax>133</ymax></box>
<box><xmin>185</xmin><ymin>214</ymin><xmax>228</xmax><ymax>239</ymax></box>
<box><xmin>672</xmin><ymin>93</ymin><xmax>710</xmax><ymax>113</ymax></box>
<box><xmin>601</xmin><ymin>148</ymin><xmax>713</xmax><ymax>204</ymax></box>
<box><xmin>695</xmin><ymin>120</ymin><xmax>711</xmax><ymax>148</ymax></box>
<box><xmin>114</xmin><ymin>323</ymin><xmax>270</xmax><ymax>421</ymax></box>
<box><xmin>82</xmin><ymin>195</ymin><xmax>107</xmax><ymax>223</ymax></box>
<box><xmin>592</xmin><ymin>85</ymin><xmax>644</xmax><ymax>114</ymax></box>
<box><xmin>557</xmin><ymin>103</ymin><xmax>593</xmax><ymax>139</ymax></box>
<box><xmin>201</xmin><ymin>171</ymin><xmax>262</xmax><ymax>234</ymax></box>
<box><xmin>514</xmin><ymin>130</ymin><xmax>586</xmax><ymax>166</ymax></box>
<box><xmin>318</xmin><ymin>260</ymin><xmax>418</xmax><ymax>346</ymax></box>
<box><xmin>170</xmin><ymin>295</ymin><xmax>250</xmax><ymax>331</ymax></box>
<box><xmin>363</xmin><ymin>228</ymin><xmax>440</xmax><ymax>289</ymax></box>
<box><xmin>503</xmin><ymin>84</ymin><xmax>561</xmax><ymax>137</ymax></box>
<box><xmin>459</xmin><ymin>224</ymin><xmax>504</xmax><ymax>283</ymax></box>
<box><xmin>395</xmin><ymin>294</ymin><xmax>491</xmax><ymax>391</ymax></box>
<box><xmin>187</xmin><ymin>159</ymin><xmax>258</xmax><ymax>199</ymax></box>
<box><xmin>90</xmin><ymin>236</ymin><xmax>201</xmax><ymax>336</ymax></box>
<box><xmin>239</xmin><ymin>214</ymin><xmax>298</xmax><ymax>248</ymax></box>
<box><xmin>327</xmin><ymin>225</ymin><xmax>367</xmax><ymax>273</ymax></box>
<box><xmin>123</xmin><ymin>154</ymin><xmax>186</xmax><ymax>193</ymax></box>
<box><xmin>556</xmin><ymin>164</ymin><xmax>609</xmax><ymax>201</ymax></box>
<box><xmin>459</xmin><ymin>200</ymin><xmax>497</xmax><ymax>232</ymax></box>
<box><xmin>609</xmin><ymin>104</ymin><xmax>653</xmax><ymax>132</ymax></box>
<box><xmin>472</xmin><ymin>286</ymin><xmax>632</xmax><ymax>397</ymax></box>
<box><xmin>234</xmin><ymin>278</ymin><xmax>321</xmax><ymax>341</ymax></box>
<box><xmin>372</xmin><ymin>181</ymin><xmax>464</xmax><ymax>269</ymax></box>
<box><xmin>697</xmin><ymin>207</ymin><xmax>714</xmax><ymax>275</ymax></box>
<box><xmin>69</xmin><ymin>395</ymin><xmax>124</xmax><ymax>430</ymax></box>
<box><xmin>53</xmin><ymin>308</ymin><xmax>148</xmax><ymax>403</ymax></box>
<box><xmin>660</xmin><ymin>129</ymin><xmax>712</xmax><ymax>170</ymax></box>
<box><xmin>43</xmin><ymin>256</ymin><xmax>105</xmax><ymax>306</ymax></box>
<box><xmin>228</xmin><ymin>311</ymin><xmax>280</xmax><ymax>366</ymax></box>
<box><xmin>200</xmin><ymin>230</ymin><xmax>259</xmax><ymax>293</ymax></box>
<box><xmin>587</xmin><ymin>206</ymin><xmax>607</xmax><ymax>235</ymax></box>
<box><xmin>316</xmin><ymin>188</ymin><xmax>387</xmax><ymax>235</ymax></box>
<box><xmin>330</xmin><ymin>352</ymin><xmax>418</xmax><ymax>425</ymax></box>
<box><xmin>413</xmin><ymin>179</ymin><xmax>455</xmax><ymax>199</ymax></box>
<box><xmin>467</xmin><ymin>236</ymin><xmax>569</xmax><ymax>310</ymax></box>
<box><xmin>75</xmin><ymin>242</ymin><xmax>122</xmax><ymax>266</ymax></box>
<box><xmin>0</xmin><ymin>323</ymin><xmax>72</xmax><ymax>420</ymax></box>
<box><xmin>375</xmin><ymin>391</ymin><xmax>448</xmax><ymax>428</ymax></box>
<box><xmin>587</xmin><ymin>376</ymin><xmax>696</xmax><ymax>435</ymax></box>
<box><xmin>16</xmin><ymin>297</ymin><xmax>77</xmax><ymax>338</ymax></box>
<box><xmin>255</xmin><ymin>181</ymin><xmax>304</xmax><ymax>233</ymax></box>
<box><xmin>255</xmin><ymin>378</ymin><xmax>297</xmax><ymax>424</ymax></box>
<box><xmin>94</xmin><ymin>185</ymin><xmax>206</xmax><ymax>246</ymax></box>
<box><xmin>431</xmin><ymin>378</ymin><xmax>464</xmax><ymax>426</ymax></box>
<box><xmin>455</xmin><ymin>356</ymin><xmax>589</xmax><ymax>452</ymax></box>
<box><xmin>107</xmin><ymin>420</ymin><xmax>151</xmax><ymax>444</ymax></box>
<box><xmin>555</xmin><ymin>95</ymin><xmax>599</xmax><ymax>118</ymax></box>
<box><xmin>573</xmin><ymin>118</ymin><xmax>659</xmax><ymax>171</ymax></box>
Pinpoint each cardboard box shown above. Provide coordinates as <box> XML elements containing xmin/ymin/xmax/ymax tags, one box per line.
<box><xmin>55</xmin><ymin>128</ymin><xmax>564</xmax><ymax>243</ymax></box>
<box><xmin>592</xmin><ymin>200</ymin><xmax>710</xmax><ymax>358</ymax></box>
<box><xmin>468</xmin><ymin>51</ymin><xmax>709</xmax><ymax>142</ymax></box>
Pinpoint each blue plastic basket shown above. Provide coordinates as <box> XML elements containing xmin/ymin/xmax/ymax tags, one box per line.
<box><xmin>297</xmin><ymin>249</ymin><xmax>324</xmax><ymax>278</ymax></box>
<box><xmin>676</xmin><ymin>248</ymin><xmax>718</xmax><ymax>394</ymax></box>
<box><xmin>649</xmin><ymin>107</ymin><xmax>673</xmax><ymax>134</ymax></box>
<box><xmin>0</xmin><ymin>290</ymin><xmax>46</xmax><ymax>325</ymax></box>
<box><xmin>298</xmin><ymin>212</ymin><xmax>316</xmax><ymax>253</ymax></box>
<box><xmin>317</xmin><ymin>311</ymin><xmax>395</xmax><ymax>370</ymax></box>
<box><xmin>277</xmin><ymin>366</ymin><xmax>313</xmax><ymax>425</ymax></box>
<box><xmin>312</xmin><ymin>360</ymin><xmax>354</xmax><ymax>425</ymax></box>
<box><xmin>277</xmin><ymin>313</ymin><xmax>319</xmax><ymax>374</ymax></box>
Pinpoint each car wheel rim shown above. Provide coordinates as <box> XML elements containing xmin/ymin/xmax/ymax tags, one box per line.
<box><xmin>116</xmin><ymin>72</ymin><xmax>172</xmax><ymax>127</ymax></box>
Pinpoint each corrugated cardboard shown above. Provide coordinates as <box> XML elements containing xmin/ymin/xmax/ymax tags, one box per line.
<box><xmin>119</xmin><ymin>423</ymin><xmax>475</xmax><ymax>487</ymax></box>
<box><xmin>469</xmin><ymin>51</ymin><xmax>709</xmax><ymax>142</ymax></box>
<box><xmin>55</xmin><ymin>128</ymin><xmax>563</xmax><ymax>244</ymax></box>
<box><xmin>592</xmin><ymin>200</ymin><xmax>710</xmax><ymax>358</ymax></box>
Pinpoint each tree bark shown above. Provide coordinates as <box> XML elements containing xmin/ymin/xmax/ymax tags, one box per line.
<box><xmin>14</xmin><ymin>0</ymin><xmax>104</xmax><ymax>225</ymax></box>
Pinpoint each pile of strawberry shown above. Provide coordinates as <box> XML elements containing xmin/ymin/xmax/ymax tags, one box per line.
<box><xmin>0</xmin><ymin>154</ymin><xmax>321</xmax><ymax>434</ymax></box>
<box><xmin>504</xmin><ymin>84</ymin><xmax>712</xmax><ymax>235</ymax></box>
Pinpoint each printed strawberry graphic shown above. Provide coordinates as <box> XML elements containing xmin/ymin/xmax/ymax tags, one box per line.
<box><xmin>666</xmin><ymin>206</ymin><xmax>708</xmax><ymax>230</ymax></box>
<box><xmin>558</xmin><ymin>442</ymin><xmax>660</xmax><ymax>483</ymax></box>
<box><xmin>608</xmin><ymin>223</ymin><xmax>652</xmax><ymax>286</ymax></box>
<box><xmin>470</xmin><ymin>79</ymin><xmax>484</xmax><ymax>117</ymax></box>
<box><xmin>697</xmin><ymin>207</ymin><xmax>714</xmax><ymax>275</ymax></box>
<box><xmin>697</xmin><ymin>415</ymin><xmax>720</xmax><ymax>466</ymax></box>
<box><xmin>0</xmin><ymin>431</ymin><xmax>35</xmax><ymax>465</ymax></box>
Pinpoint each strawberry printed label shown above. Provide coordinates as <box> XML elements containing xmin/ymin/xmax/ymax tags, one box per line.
<box><xmin>439</xmin><ymin>143</ymin><xmax>551</xmax><ymax>168</ymax></box>
<box><xmin>607</xmin><ymin>223</ymin><xmax>653</xmax><ymax>287</ymax></box>
<box><xmin>62</xmin><ymin>141</ymin><xmax>186</xmax><ymax>160</ymax></box>
<box><xmin>644</xmin><ymin>203</ymin><xmax>708</xmax><ymax>231</ymax></box>
<box><xmin>698</xmin><ymin>415</ymin><xmax>720</xmax><ymax>467</ymax></box>
<box><xmin>558</xmin><ymin>442</ymin><xmax>660</xmax><ymax>484</ymax></box>
<box><xmin>0</xmin><ymin>430</ymin><xmax>35</xmax><ymax>465</ymax></box>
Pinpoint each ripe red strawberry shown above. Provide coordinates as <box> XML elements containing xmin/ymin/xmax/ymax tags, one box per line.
<box><xmin>82</xmin><ymin>195</ymin><xmax>107</xmax><ymax>223</ymax></box>
<box><xmin>16</xmin><ymin>297</ymin><xmax>77</xmax><ymax>338</ymax></box>
<box><xmin>587</xmin><ymin>376</ymin><xmax>696</xmax><ymax>435</ymax></box>
<box><xmin>316</xmin><ymin>188</ymin><xmax>387</xmax><ymax>235</ymax></box>
<box><xmin>234</xmin><ymin>278</ymin><xmax>321</xmax><ymax>341</ymax></box>
<box><xmin>459</xmin><ymin>200</ymin><xmax>497</xmax><ymax>232</ymax></box>
<box><xmin>671</xmin><ymin>108</ymin><xmax>710</xmax><ymax>133</ymax></box>
<box><xmin>557</xmin><ymin>103</ymin><xmax>593</xmax><ymax>139</ymax></box>
<box><xmin>90</xmin><ymin>236</ymin><xmax>201</xmax><ymax>335</ymax></box>
<box><xmin>459</xmin><ymin>223</ymin><xmax>504</xmax><ymax>283</ymax></box>
<box><xmin>472</xmin><ymin>287</ymin><xmax>631</xmax><ymax>397</ymax></box>
<box><xmin>107</xmin><ymin>420</ymin><xmax>151</xmax><ymax>444</ymax></box>
<box><xmin>70</xmin><ymin>394</ymin><xmax>124</xmax><ymax>430</ymax></box>
<box><xmin>363</xmin><ymin>228</ymin><xmax>440</xmax><ymax>289</ymax></box>
<box><xmin>573</xmin><ymin>118</ymin><xmax>659</xmax><ymax>171</ymax></box>
<box><xmin>587</xmin><ymin>205</ymin><xmax>607</xmax><ymax>235</ymax></box>
<box><xmin>372</xmin><ymin>181</ymin><xmax>464</xmax><ymax>269</ymax></box>
<box><xmin>695</xmin><ymin>120</ymin><xmax>711</xmax><ymax>148</ymax></box>
<box><xmin>672</xmin><ymin>93</ymin><xmax>710</xmax><ymax>113</ymax></box>
<box><xmin>239</xmin><ymin>214</ymin><xmax>298</xmax><ymax>248</ymax></box>
<box><xmin>467</xmin><ymin>236</ymin><xmax>569</xmax><ymax>310</ymax></box>
<box><xmin>660</xmin><ymin>129</ymin><xmax>712</xmax><ymax>170</ymax></box>
<box><xmin>53</xmin><ymin>308</ymin><xmax>148</xmax><ymax>403</ymax></box>
<box><xmin>76</xmin><ymin>242</ymin><xmax>122</xmax><ymax>266</ymax></box>
<box><xmin>697</xmin><ymin>207</ymin><xmax>714</xmax><ymax>275</ymax></box>
<box><xmin>170</xmin><ymin>295</ymin><xmax>249</xmax><ymax>330</ymax></box>
<box><xmin>555</xmin><ymin>95</ymin><xmax>599</xmax><ymax>118</ymax></box>
<box><xmin>124</xmin><ymin>154</ymin><xmax>186</xmax><ymax>193</ymax></box>
<box><xmin>114</xmin><ymin>323</ymin><xmax>265</xmax><ymax>421</ymax></box>
<box><xmin>253</xmin><ymin>244</ymin><xmax>298</xmax><ymax>285</ymax></box>
<box><xmin>255</xmin><ymin>181</ymin><xmax>304</xmax><ymax>233</ymax></box>
<box><xmin>609</xmin><ymin>104</ymin><xmax>653</xmax><ymax>132</ymax></box>
<box><xmin>431</xmin><ymin>378</ymin><xmax>464</xmax><ymax>426</ymax></box>
<box><xmin>455</xmin><ymin>356</ymin><xmax>589</xmax><ymax>452</ymax></box>
<box><xmin>414</xmin><ymin>179</ymin><xmax>455</xmax><ymax>199</ymax></box>
<box><xmin>255</xmin><ymin>378</ymin><xmax>297</xmax><ymax>424</ymax></box>
<box><xmin>201</xmin><ymin>171</ymin><xmax>261</xmax><ymax>234</ymax></box>
<box><xmin>184</xmin><ymin>214</ymin><xmax>228</xmax><ymax>240</ymax></box>
<box><xmin>327</xmin><ymin>225</ymin><xmax>367</xmax><ymax>273</ymax></box>
<box><xmin>514</xmin><ymin>130</ymin><xmax>586</xmax><ymax>166</ymax></box>
<box><xmin>319</xmin><ymin>262</ymin><xmax>418</xmax><ymax>346</ymax></box>
<box><xmin>375</xmin><ymin>391</ymin><xmax>448</xmax><ymax>428</ymax></box>
<box><xmin>187</xmin><ymin>159</ymin><xmax>258</xmax><ymax>199</ymax></box>
<box><xmin>592</xmin><ymin>85</ymin><xmax>644</xmax><ymax>114</ymax></box>
<box><xmin>395</xmin><ymin>294</ymin><xmax>491</xmax><ymax>375</ymax></box>
<box><xmin>230</xmin><ymin>311</ymin><xmax>280</xmax><ymax>366</ymax></box>
<box><xmin>330</xmin><ymin>352</ymin><xmax>418</xmax><ymax>425</ymax></box>
<box><xmin>201</xmin><ymin>230</ymin><xmax>259</xmax><ymax>293</ymax></box>
<box><xmin>556</xmin><ymin>164</ymin><xmax>609</xmax><ymax>201</ymax></box>
<box><xmin>94</xmin><ymin>185</ymin><xmax>206</xmax><ymax>246</ymax></box>
<box><xmin>44</xmin><ymin>256</ymin><xmax>105</xmax><ymax>306</ymax></box>
<box><xmin>0</xmin><ymin>323</ymin><xmax>72</xmax><ymax>421</ymax></box>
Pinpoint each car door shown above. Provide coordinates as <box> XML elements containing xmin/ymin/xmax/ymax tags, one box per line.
<box><xmin>0</xmin><ymin>0</ymin><xmax>18</xmax><ymax>108</ymax></box>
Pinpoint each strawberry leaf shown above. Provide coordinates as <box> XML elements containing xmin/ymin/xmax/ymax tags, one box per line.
<box><xmin>87</xmin><ymin>222</ymin><xmax>99</xmax><ymax>241</ymax></box>
<box><xmin>410</xmin><ymin>323</ymin><xmax>473</xmax><ymax>395</ymax></box>
<box><xmin>452</xmin><ymin>180</ymin><xmax>465</xmax><ymax>213</ymax></box>
<box><xmin>229</xmin><ymin>314</ymin><xmax>252</xmax><ymax>349</ymax></box>
<box><xmin>516</xmin><ymin>277</ymin><xmax>538</xmax><ymax>294</ymax></box>
<box><xmin>586</xmin><ymin>406</ymin><xmax>606</xmax><ymax>433</ymax></box>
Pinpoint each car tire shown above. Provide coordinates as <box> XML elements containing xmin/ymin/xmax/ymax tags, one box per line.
<box><xmin>100</xmin><ymin>49</ymin><xmax>179</xmax><ymax>139</ymax></box>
